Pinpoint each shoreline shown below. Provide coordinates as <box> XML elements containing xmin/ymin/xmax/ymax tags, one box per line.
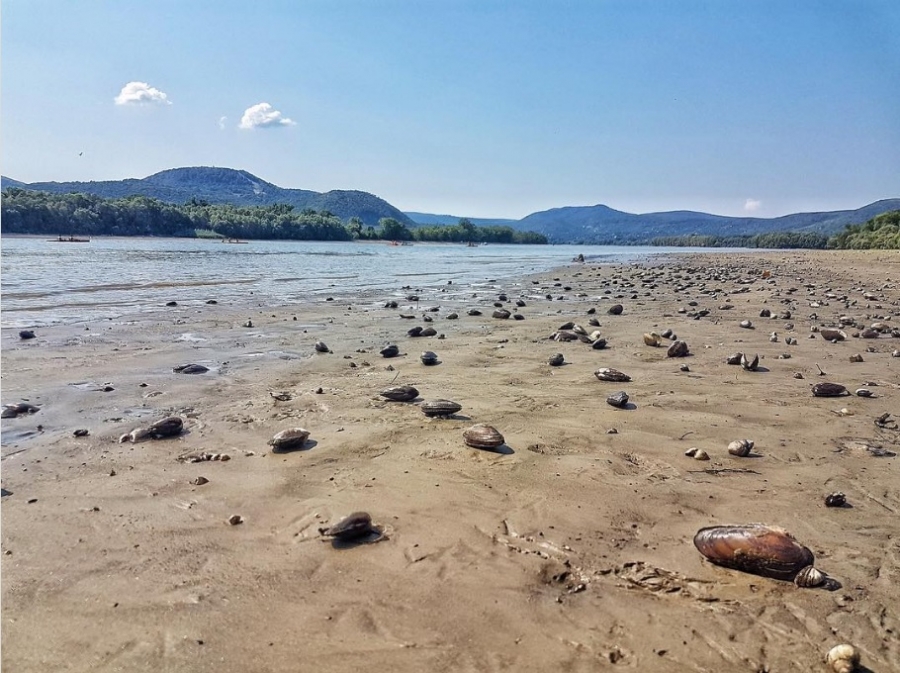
<box><xmin>2</xmin><ymin>249</ymin><xmax>899</xmax><ymax>672</ymax></box>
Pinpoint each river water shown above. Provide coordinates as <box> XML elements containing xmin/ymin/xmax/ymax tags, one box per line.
<box><xmin>0</xmin><ymin>236</ymin><xmax>732</xmax><ymax>328</ymax></box>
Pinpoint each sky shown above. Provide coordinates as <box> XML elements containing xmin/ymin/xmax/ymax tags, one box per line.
<box><xmin>2</xmin><ymin>0</ymin><xmax>898</xmax><ymax>219</ymax></box>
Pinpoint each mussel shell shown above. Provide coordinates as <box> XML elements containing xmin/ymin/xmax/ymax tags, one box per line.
<box><xmin>606</xmin><ymin>391</ymin><xmax>629</xmax><ymax>408</ymax></box>
<box><xmin>607</xmin><ymin>304</ymin><xmax>623</xmax><ymax>315</ymax></box>
<box><xmin>421</xmin><ymin>399</ymin><xmax>462</xmax><ymax>417</ymax></box>
<box><xmin>594</xmin><ymin>368</ymin><xmax>632</xmax><ymax>382</ymax></box>
<box><xmin>819</xmin><ymin>328</ymin><xmax>847</xmax><ymax>341</ymax></box>
<box><xmin>380</xmin><ymin>385</ymin><xmax>419</xmax><ymax>402</ymax></box>
<box><xmin>591</xmin><ymin>338</ymin><xmax>608</xmax><ymax>350</ymax></box>
<box><xmin>174</xmin><ymin>363</ymin><xmax>209</xmax><ymax>374</ymax></box>
<box><xmin>421</xmin><ymin>351</ymin><xmax>439</xmax><ymax>365</ymax></box>
<box><xmin>740</xmin><ymin>354</ymin><xmax>759</xmax><ymax>371</ymax></box>
<box><xmin>380</xmin><ymin>344</ymin><xmax>400</xmax><ymax>358</ymax></box>
<box><xmin>794</xmin><ymin>565</ymin><xmax>826</xmax><ymax>588</ymax></box>
<box><xmin>824</xmin><ymin>492</ymin><xmax>846</xmax><ymax>507</ymax></box>
<box><xmin>322</xmin><ymin>512</ymin><xmax>373</xmax><ymax>540</ymax></box>
<box><xmin>812</xmin><ymin>382</ymin><xmax>848</xmax><ymax>397</ymax></box>
<box><xmin>726</xmin><ymin>352</ymin><xmax>743</xmax><ymax>365</ymax></box>
<box><xmin>268</xmin><ymin>427</ymin><xmax>311</xmax><ymax>451</ymax></box>
<box><xmin>148</xmin><ymin>416</ymin><xmax>184</xmax><ymax>438</ymax></box>
<box><xmin>492</xmin><ymin>309</ymin><xmax>511</xmax><ymax>319</ymax></box>
<box><xmin>693</xmin><ymin>524</ymin><xmax>814</xmax><ymax>580</ymax></box>
<box><xmin>420</xmin><ymin>327</ymin><xmax>437</xmax><ymax>337</ymax></box>
<box><xmin>727</xmin><ymin>439</ymin><xmax>754</xmax><ymax>457</ymax></box>
<box><xmin>643</xmin><ymin>332</ymin><xmax>661</xmax><ymax>347</ymax></box>
<box><xmin>18</xmin><ymin>330</ymin><xmax>36</xmax><ymax>340</ymax></box>
<box><xmin>407</xmin><ymin>326</ymin><xmax>423</xmax><ymax>337</ymax></box>
<box><xmin>467</xmin><ymin>309</ymin><xmax>482</xmax><ymax>316</ymax></box>
<box><xmin>667</xmin><ymin>340</ymin><xmax>690</xmax><ymax>358</ymax></box>
<box><xmin>548</xmin><ymin>353</ymin><xmax>565</xmax><ymax>366</ymax></box>
<box><xmin>463</xmin><ymin>423</ymin><xmax>505</xmax><ymax>449</ymax></box>
<box><xmin>314</xmin><ymin>341</ymin><xmax>329</xmax><ymax>353</ymax></box>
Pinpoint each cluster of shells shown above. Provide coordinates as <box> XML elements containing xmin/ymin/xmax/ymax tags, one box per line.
<box><xmin>643</xmin><ymin>329</ymin><xmax>690</xmax><ymax>357</ymax></box>
<box><xmin>549</xmin><ymin>321</ymin><xmax>608</xmax><ymax>350</ymax></box>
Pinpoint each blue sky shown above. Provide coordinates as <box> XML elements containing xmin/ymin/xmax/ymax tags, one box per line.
<box><xmin>2</xmin><ymin>0</ymin><xmax>898</xmax><ymax>219</ymax></box>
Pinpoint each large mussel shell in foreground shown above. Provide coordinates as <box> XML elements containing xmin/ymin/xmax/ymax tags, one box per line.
<box><xmin>693</xmin><ymin>524</ymin><xmax>814</xmax><ymax>581</ymax></box>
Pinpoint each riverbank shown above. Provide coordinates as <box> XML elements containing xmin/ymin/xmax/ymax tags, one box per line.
<box><xmin>2</xmin><ymin>250</ymin><xmax>898</xmax><ymax>672</ymax></box>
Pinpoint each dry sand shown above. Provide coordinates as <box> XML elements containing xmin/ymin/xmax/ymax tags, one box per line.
<box><xmin>2</xmin><ymin>250</ymin><xmax>898</xmax><ymax>672</ymax></box>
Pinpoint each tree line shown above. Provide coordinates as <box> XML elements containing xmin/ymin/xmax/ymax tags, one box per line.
<box><xmin>0</xmin><ymin>189</ymin><xmax>547</xmax><ymax>244</ymax></box>
<box><xmin>650</xmin><ymin>211</ymin><xmax>900</xmax><ymax>250</ymax></box>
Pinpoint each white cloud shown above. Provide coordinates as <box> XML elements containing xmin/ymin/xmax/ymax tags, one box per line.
<box><xmin>744</xmin><ymin>198</ymin><xmax>762</xmax><ymax>212</ymax></box>
<box><xmin>238</xmin><ymin>102</ymin><xmax>296</xmax><ymax>129</ymax></box>
<box><xmin>114</xmin><ymin>81</ymin><xmax>171</xmax><ymax>106</ymax></box>
<box><xmin>219</xmin><ymin>116</ymin><xmax>228</xmax><ymax>130</ymax></box>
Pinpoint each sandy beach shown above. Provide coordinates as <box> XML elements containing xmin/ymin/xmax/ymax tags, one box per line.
<box><xmin>2</xmin><ymin>249</ymin><xmax>898</xmax><ymax>673</ymax></box>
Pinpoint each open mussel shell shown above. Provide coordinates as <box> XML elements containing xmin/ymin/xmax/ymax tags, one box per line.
<box><xmin>463</xmin><ymin>423</ymin><xmax>505</xmax><ymax>449</ymax></box>
<box><xmin>149</xmin><ymin>416</ymin><xmax>184</xmax><ymax>438</ymax></box>
<box><xmin>594</xmin><ymin>368</ymin><xmax>631</xmax><ymax>382</ymax></box>
<box><xmin>740</xmin><ymin>353</ymin><xmax>759</xmax><ymax>371</ymax></box>
<box><xmin>693</xmin><ymin>524</ymin><xmax>814</xmax><ymax>581</ymax></box>
<box><xmin>319</xmin><ymin>512</ymin><xmax>374</xmax><ymax>541</ymax></box>
<box><xmin>421</xmin><ymin>399</ymin><xmax>462</xmax><ymax>417</ymax></box>
<box><xmin>268</xmin><ymin>427</ymin><xmax>310</xmax><ymax>452</ymax></box>
<box><xmin>812</xmin><ymin>382</ymin><xmax>848</xmax><ymax>397</ymax></box>
<box><xmin>380</xmin><ymin>385</ymin><xmax>419</xmax><ymax>402</ymax></box>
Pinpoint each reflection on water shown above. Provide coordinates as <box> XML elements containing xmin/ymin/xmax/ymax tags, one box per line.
<box><xmin>0</xmin><ymin>236</ymin><xmax>727</xmax><ymax>327</ymax></box>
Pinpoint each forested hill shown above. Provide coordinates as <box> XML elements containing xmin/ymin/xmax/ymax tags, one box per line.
<box><xmin>0</xmin><ymin>167</ymin><xmax>415</xmax><ymax>228</ymax></box>
<box><xmin>516</xmin><ymin>199</ymin><xmax>900</xmax><ymax>243</ymax></box>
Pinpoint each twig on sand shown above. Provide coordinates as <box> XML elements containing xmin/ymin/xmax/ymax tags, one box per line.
<box><xmin>815</xmin><ymin>363</ymin><xmax>826</xmax><ymax>376</ymax></box>
<box><xmin>678</xmin><ymin>431</ymin><xmax>694</xmax><ymax>441</ymax></box>
<box><xmin>688</xmin><ymin>468</ymin><xmax>761</xmax><ymax>475</ymax></box>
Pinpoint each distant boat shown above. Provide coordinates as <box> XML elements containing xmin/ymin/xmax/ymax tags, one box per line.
<box><xmin>222</xmin><ymin>238</ymin><xmax>248</xmax><ymax>244</ymax></box>
<box><xmin>49</xmin><ymin>236</ymin><xmax>90</xmax><ymax>243</ymax></box>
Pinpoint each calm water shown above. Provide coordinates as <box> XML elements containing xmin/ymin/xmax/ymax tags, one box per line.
<box><xmin>0</xmin><ymin>236</ymin><xmax>727</xmax><ymax>328</ymax></box>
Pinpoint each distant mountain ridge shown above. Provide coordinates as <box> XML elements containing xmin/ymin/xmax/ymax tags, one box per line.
<box><xmin>514</xmin><ymin>199</ymin><xmax>900</xmax><ymax>243</ymax></box>
<box><xmin>0</xmin><ymin>167</ymin><xmax>415</xmax><ymax>228</ymax></box>
<box><xmin>2</xmin><ymin>167</ymin><xmax>896</xmax><ymax>243</ymax></box>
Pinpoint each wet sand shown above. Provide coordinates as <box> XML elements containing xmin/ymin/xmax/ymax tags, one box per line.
<box><xmin>2</xmin><ymin>250</ymin><xmax>898</xmax><ymax>672</ymax></box>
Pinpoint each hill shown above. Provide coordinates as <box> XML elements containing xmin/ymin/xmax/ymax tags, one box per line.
<box><xmin>0</xmin><ymin>167</ymin><xmax>415</xmax><ymax>228</ymax></box>
<box><xmin>515</xmin><ymin>199</ymin><xmax>900</xmax><ymax>243</ymax></box>
<box><xmin>404</xmin><ymin>212</ymin><xmax>519</xmax><ymax>228</ymax></box>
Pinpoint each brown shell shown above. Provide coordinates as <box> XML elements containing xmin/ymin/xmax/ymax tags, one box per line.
<box><xmin>463</xmin><ymin>424</ymin><xmax>505</xmax><ymax>449</ymax></box>
<box><xmin>492</xmin><ymin>309</ymin><xmax>511</xmax><ymax>319</ymax></box>
<box><xmin>667</xmin><ymin>340</ymin><xmax>690</xmax><ymax>357</ymax></box>
<box><xmin>693</xmin><ymin>524</ymin><xmax>815</xmax><ymax>580</ymax></box>
<box><xmin>148</xmin><ymin>416</ymin><xmax>184</xmax><ymax>438</ymax></box>
<box><xmin>380</xmin><ymin>385</ymin><xmax>419</xmax><ymax>402</ymax></box>
<box><xmin>268</xmin><ymin>428</ymin><xmax>310</xmax><ymax>451</ymax></box>
<box><xmin>321</xmin><ymin>512</ymin><xmax>373</xmax><ymax>540</ymax></box>
<box><xmin>812</xmin><ymin>382</ymin><xmax>848</xmax><ymax>397</ymax></box>
<box><xmin>421</xmin><ymin>399</ymin><xmax>462</xmax><ymax>417</ymax></box>
<box><xmin>594</xmin><ymin>368</ymin><xmax>632</xmax><ymax>382</ymax></box>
